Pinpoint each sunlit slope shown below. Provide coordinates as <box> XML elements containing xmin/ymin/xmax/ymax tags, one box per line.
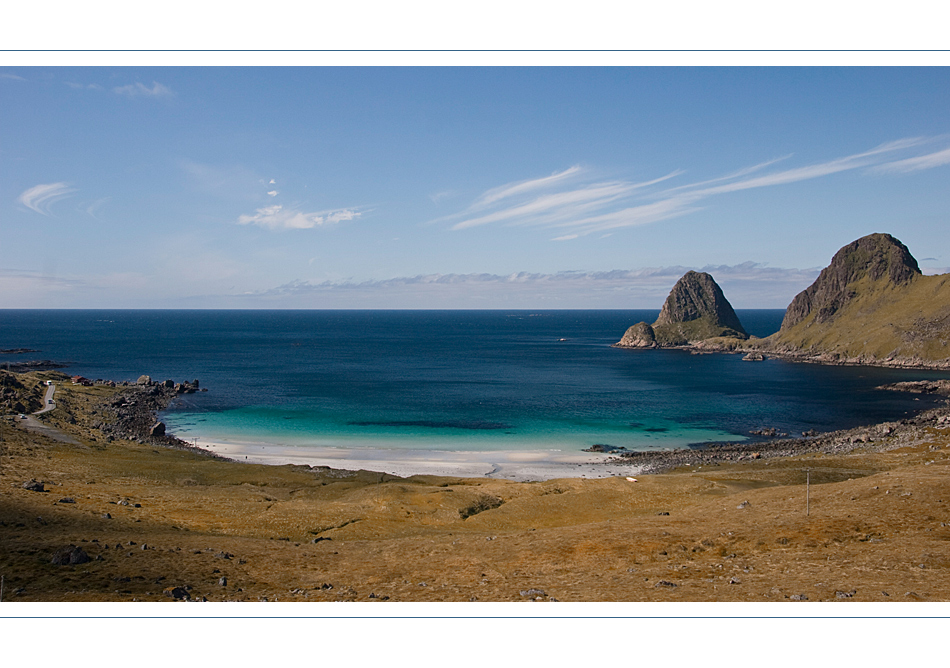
<box><xmin>766</xmin><ymin>269</ymin><xmax>950</xmax><ymax>362</ymax></box>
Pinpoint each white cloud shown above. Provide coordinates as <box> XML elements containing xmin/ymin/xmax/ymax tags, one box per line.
<box><xmin>267</xmin><ymin>190</ymin><xmax>279</xmax><ymax>197</ymax></box>
<box><xmin>17</xmin><ymin>182</ymin><xmax>78</xmax><ymax>215</ymax></box>
<box><xmin>113</xmin><ymin>81</ymin><xmax>174</xmax><ymax>98</ymax></box>
<box><xmin>443</xmin><ymin>136</ymin><xmax>950</xmax><ymax>239</ymax></box>
<box><xmin>1</xmin><ymin>73</ymin><xmax>26</xmax><ymax>81</ymax></box>
<box><xmin>237</xmin><ymin>204</ymin><xmax>361</xmax><ymax>230</ymax></box>
<box><xmin>66</xmin><ymin>82</ymin><xmax>103</xmax><ymax>90</ymax></box>
<box><xmin>219</xmin><ymin>262</ymin><xmax>820</xmax><ymax>309</ymax></box>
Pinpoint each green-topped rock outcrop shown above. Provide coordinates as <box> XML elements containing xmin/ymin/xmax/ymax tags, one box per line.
<box><xmin>764</xmin><ymin>232</ymin><xmax>950</xmax><ymax>366</ymax></box>
<box><xmin>616</xmin><ymin>271</ymin><xmax>747</xmax><ymax>348</ymax></box>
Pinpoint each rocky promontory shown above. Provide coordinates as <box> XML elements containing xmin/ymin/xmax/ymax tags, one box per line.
<box><xmin>615</xmin><ymin>270</ymin><xmax>747</xmax><ymax>348</ymax></box>
<box><xmin>761</xmin><ymin>232</ymin><xmax>950</xmax><ymax>367</ymax></box>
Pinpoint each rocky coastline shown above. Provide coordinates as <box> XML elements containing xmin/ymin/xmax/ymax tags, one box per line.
<box><xmin>608</xmin><ymin>401</ymin><xmax>950</xmax><ymax>474</ymax></box>
<box><xmin>88</xmin><ymin>376</ymin><xmax>226</xmax><ymax>457</ymax></box>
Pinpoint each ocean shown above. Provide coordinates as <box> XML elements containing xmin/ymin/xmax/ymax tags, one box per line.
<box><xmin>2</xmin><ymin>309</ymin><xmax>948</xmax><ymax>455</ymax></box>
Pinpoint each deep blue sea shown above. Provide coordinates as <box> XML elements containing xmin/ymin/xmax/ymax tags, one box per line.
<box><xmin>2</xmin><ymin>310</ymin><xmax>948</xmax><ymax>453</ymax></box>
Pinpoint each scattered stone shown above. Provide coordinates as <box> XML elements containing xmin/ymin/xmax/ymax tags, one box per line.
<box><xmin>218</xmin><ymin>577</ymin><xmax>227</xmax><ymax>587</ymax></box>
<box><xmin>58</xmin><ymin>497</ymin><xmax>76</xmax><ymax>504</ymax></box>
<box><xmin>51</xmin><ymin>545</ymin><xmax>91</xmax><ymax>565</ymax></box>
<box><xmin>789</xmin><ymin>594</ymin><xmax>809</xmax><ymax>601</ymax></box>
<box><xmin>22</xmin><ymin>479</ymin><xmax>45</xmax><ymax>492</ymax></box>
<box><xmin>656</xmin><ymin>511</ymin><xmax>670</xmax><ymax>516</ymax></box>
<box><xmin>520</xmin><ymin>588</ymin><xmax>546</xmax><ymax>597</ymax></box>
<box><xmin>742</xmin><ymin>352</ymin><xmax>765</xmax><ymax>361</ymax></box>
<box><xmin>729</xmin><ymin>577</ymin><xmax>741</xmax><ymax>585</ymax></box>
<box><xmin>737</xmin><ymin>500</ymin><xmax>751</xmax><ymax>509</ymax></box>
<box><xmin>750</xmin><ymin>427</ymin><xmax>788</xmax><ymax>437</ymax></box>
<box><xmin>214</xmin><ymin>551</ymin><xmax>233</xmax><ymax>560</ymax></box>
<box><xmin>654</xmin><ymin>580</ymin><xmax>677</xmax><ymax>588</ymax></box>
<box><xmin>835</xmin><ymin>589</ymin><xmax>857</xmax><ymax>599</ymax></box>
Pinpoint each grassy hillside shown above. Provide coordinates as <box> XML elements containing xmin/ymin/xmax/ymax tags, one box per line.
<box><xmin>765</xmin><ymin>273</ymin><xmax>950</xmax><ymax>362</ymax></box>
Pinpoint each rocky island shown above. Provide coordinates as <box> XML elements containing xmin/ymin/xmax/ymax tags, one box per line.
<box><xmin>617</xmin><ymin>233</ymin><xmax>950</xmax><ymax>370</ymax></box>
<box><xmin>615</xmin><ymin>270</ymin><xmax>748</xmax><ymax>348</ymax></box>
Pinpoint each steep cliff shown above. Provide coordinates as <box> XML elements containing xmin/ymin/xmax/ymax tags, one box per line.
<box><xmin>781</xmin><ymin>233</ymin><xmax>920</xmax><ymax>330</ymax></box>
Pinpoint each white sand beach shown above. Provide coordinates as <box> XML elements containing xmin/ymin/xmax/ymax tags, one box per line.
<box><xmin>199</xmin><ymin>438</ymin><xmax>641</xmax><ymax>481</ymax></box>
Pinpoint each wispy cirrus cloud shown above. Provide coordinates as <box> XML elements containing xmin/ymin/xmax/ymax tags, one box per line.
<box><xmin>1</xmin><ymin>73</ymin><xmax>26</xmax><ymax>81</ymax></box>
<box><xmin>237</xmin><ymin>204</ymin><xmax>361</xmax><ymax>230</ymax></box>
<box><xmin>83</xmin><ymin>197</ymin><xmax>111</xmax><ymax>219</ymax></box>
<box><xmin>868</xmin><ymin>145</ymin><xmax>950</xmax><ymax>174</ymax></box>
<box><xmin>17</xmin><ymin>182</ymin><xmax>78</xmax><ymax>215</ymax></box>
<box><xmin>114</xmin><ymin>81</ymin><xmax>174</xmax><ymax>98</ymax></box>
<box><xmin>443</xmin><ymin>136</ymin><xmax>950</xmax><ymax>240</ymax></box>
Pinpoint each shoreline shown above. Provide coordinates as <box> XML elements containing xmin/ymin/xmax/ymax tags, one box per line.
<box><xmin>198</xmin><ymin>438</ymin><xmax>629</xmax><ymax>481</ymax></box>
<box><xmin>29</xmin><ymin>366</ymin><xmax>950</xmax><ymax>482</ymax></box>
<box><xmin>615</xmin><ymin>339</ymin><xmax>950</xmax><ymax>372</ymax></box>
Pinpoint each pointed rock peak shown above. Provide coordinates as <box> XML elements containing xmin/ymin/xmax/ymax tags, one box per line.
<box><xmin>781</xmin><ymin>233</ymin><xmax>921</xmax><ymax>330</ymax></box>
<box><xmin>655</xmin><ymin>271</ymin><xmax>747</xmax><ymax>336</ymax></box>
<box><xmin>824</xmin><ymin>233</ymin><xmax>919</xmax><ymax>286</ymax></box>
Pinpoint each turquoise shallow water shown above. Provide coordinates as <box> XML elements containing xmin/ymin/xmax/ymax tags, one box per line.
<box><xmin>2</xmin><ymin>309</ymin><xmax>948</xmax><ymax>454</ymax></box>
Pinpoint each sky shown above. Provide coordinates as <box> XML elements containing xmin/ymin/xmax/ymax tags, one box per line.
<box><xmin>3</xmin><ymin>65</ymin><xmax>950</xmax><ymax>309</ymax></box>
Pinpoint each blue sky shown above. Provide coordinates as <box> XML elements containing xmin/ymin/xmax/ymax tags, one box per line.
<box><xmin>3</xmin><ymin>66</ymin><xmax>950</xmax><ymax>308</ymax></box>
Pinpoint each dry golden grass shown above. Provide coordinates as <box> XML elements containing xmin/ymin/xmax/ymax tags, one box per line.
<box><xmin>2</xmin><ymin>378</ymin><xmax>950</xmax><ymax>603</ymax></box>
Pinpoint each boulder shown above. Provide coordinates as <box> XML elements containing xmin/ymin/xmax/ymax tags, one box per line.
<box><xmin>615</xmin><ymin>322</ymin><xmax>657</xmax><ymax>348</ymax></box>
<box><xmin>163</xmin><ymin>586</ymin><xmax>191</xmax><ymax>600</ymax></box>
<box><xmin>22</xmin><ymin>479</ymin><xmax>45</xmax><ymax>492</ymax></box>
<box><xmin>51</xmin><ymin>545</ymin><xmax>91</xmax><ymax>565</ymax></box>
<box><xmin>149</xmin><ymin>421</ymin><xmax>166</xmax><ymax>437</ymax></box>
<box><xmin>136</xmin><ymin>375</ymin><xmax>152</xmax><ymax>386</ymax></box>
